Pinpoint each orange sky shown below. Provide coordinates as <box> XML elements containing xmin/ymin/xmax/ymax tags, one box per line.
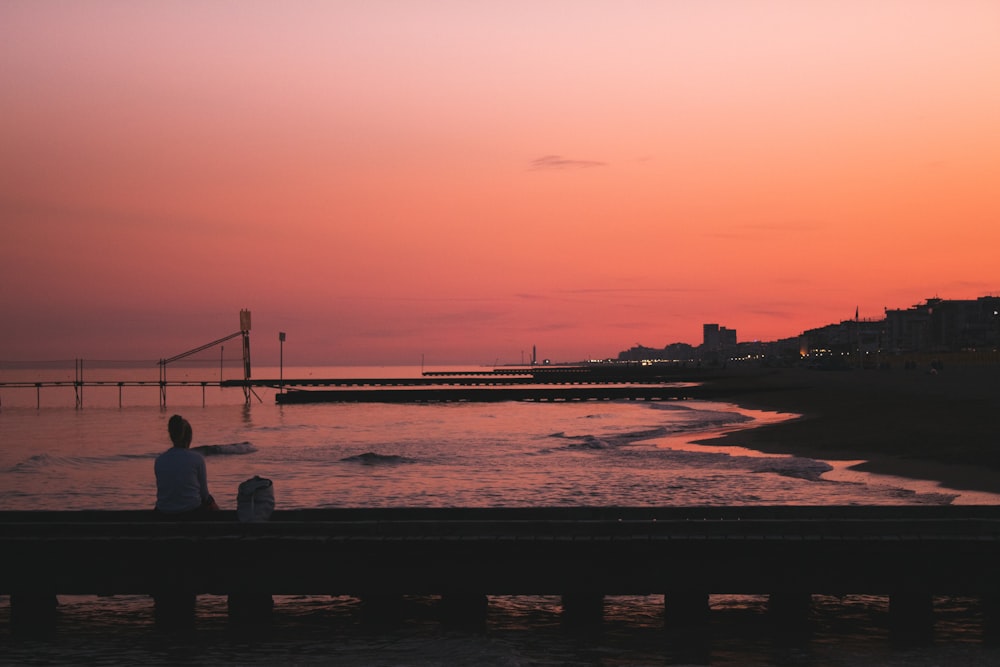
<box><xmin>2</xmin><ymin>1</ymin><xmax>999</xmax><ymax>366</ymax></box>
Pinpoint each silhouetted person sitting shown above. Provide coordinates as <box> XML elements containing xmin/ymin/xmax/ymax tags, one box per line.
<box><xmin>154</xmin><ymin>414</ymin><xmax>219</xmax><ymax>519</ymax></box>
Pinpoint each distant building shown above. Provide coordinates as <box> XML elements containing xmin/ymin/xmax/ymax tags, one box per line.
<box><xmin>701</xmin><ymin>323</ymin><xmax>737</xmax><ymax>363</ymax></box>
<box><xmin>611</xmin><ymin>294</ymin><xmax>998</xmax><ymax>367</ymax></box>
<box><xmin>885</xmin><ymin>296</ymin><xmax>1000</xmax><ymax>353</ymax></box>
<box><xmin>721</xmin><ymin>327</ymin><xmax>737</xmax><ymax>348</ymax></box>
<box><xmin>615</xmin><ymin>342</ymin><xmax>697</xmax><ymax>363</ymax></box>
<box><xmin>665</xmin><ymin>342</ymin><xmax>698</xmax><ymax>361</ymax></box>
<box><xmin>799</xmin><ymin>318</ymin><xmax>884</xmax><ymax>367</ymax></box>
<box><xmin>703</xmin><ymin>324</ymin><xmax>720</xmax><ymax>352</ymax></box>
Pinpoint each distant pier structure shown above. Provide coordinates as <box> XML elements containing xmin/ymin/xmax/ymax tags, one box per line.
<box><xmin>2</xmin><ymin>310</ymin><xmax>701</xmax><ymax>408</ymax></box>
<box><xmin>157</xmin><ymin>309</ymin><xmax>253</xmax><ymax>407</ymax></box>
<box><xmin>0</xmin><ymin>310</ymin><xmax>257</xmax><ymax>409</ymax></box>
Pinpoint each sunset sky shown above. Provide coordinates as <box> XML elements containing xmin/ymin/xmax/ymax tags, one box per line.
<box><xmin>2</xmin><ymin>1</ymin><xmax>999</xmax><ymax>367</ymax></box>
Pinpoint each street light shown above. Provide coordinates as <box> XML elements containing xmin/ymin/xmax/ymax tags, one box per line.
<box><xmin>279</xmin><ymin>332</ymin><xmax>286</xmax><ymax>393</ymax></box>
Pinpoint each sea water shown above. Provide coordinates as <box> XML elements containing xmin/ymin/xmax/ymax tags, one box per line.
<box><xmin>1</xmin><ymin>365</ymin><xmax>999</xmax><ymax>666</ymax></box>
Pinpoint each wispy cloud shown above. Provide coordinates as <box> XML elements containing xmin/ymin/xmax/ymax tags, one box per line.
<box><xmin>701</xmin><ymin>220</ymin><xmax>821</xmax><ymax>241</ymax></box>
<box><xmin>529</xmin><ymin>155</ymin><xmax>606</xmax><ymax>170</ymax></box>
<box><xmin>563</xmin><ymin>287</ymin><xmax>702</xmax><ymax>295</ymax></box>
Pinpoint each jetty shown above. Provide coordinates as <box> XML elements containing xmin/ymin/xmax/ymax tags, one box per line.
<box><xmin>4</xmin><ymin>505</ymin><xmax>1000</xmax><ymax>638</ymax></box>
<box><xmin>269</xmin><ymin>382</ymin><xmax>697</xmax><ymax>403</ymax></box>
<box><xmin>0</xmin><ymin>308</ymin><xmax>724</xmax><ymax>406</ymax></box>
<box><xmin>1</xmin><ymin>358</ymin><xmax>720</xmax><ymax>407</ymax></box>
<box><xmin>254</xmin><ymin>365</ymin><xmax>712</xmax><ymax>404</ymax></box>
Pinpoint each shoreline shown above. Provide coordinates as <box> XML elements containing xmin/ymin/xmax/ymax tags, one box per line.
<box><xmin>691</xmin><ymin>365</ymin><xmax>1000</xmax><ymax>498</ymax></box>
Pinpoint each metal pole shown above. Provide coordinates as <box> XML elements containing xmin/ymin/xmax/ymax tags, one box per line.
<box><xmin>159</xmin><ymin>360</ymin><xmax>166</xmax><ymax>408</ymax></box>
<box><xmin>279</xmin><ymin>332</ymin><xmax>286</xmax><ymax>394</ymax></box>
<box><xmin>242</xmin><ymin>331</ymin><xmax>251</xmax><ymax>405</ymax></box>
<box><xmin>75</xmin><ymin>358</ymin><xmax>83</xmax><ymax>409</ymax></box>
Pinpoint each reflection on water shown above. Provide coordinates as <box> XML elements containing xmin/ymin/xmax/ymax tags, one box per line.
<box><xmin>2</xmin><ymin>398</ymin><xmax>989</xmax><ymax>510</ymax></box>
<box><xmin>3</xmin><ymin>594</ymin><xmax>1000</xmax><ymax>666</ymax></box>
<box><xmin>4</xmin><ymin>366</ymin><xmax>1000</xmax><ymax>664</ymax></box>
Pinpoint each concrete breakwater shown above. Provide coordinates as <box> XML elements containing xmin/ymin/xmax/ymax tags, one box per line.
<box><xmin>4</xmin><ymin>505</ymin><xmax>1000</xmax><ymax>639</ymax></box>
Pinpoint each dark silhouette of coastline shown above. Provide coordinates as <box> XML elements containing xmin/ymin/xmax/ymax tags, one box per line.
<box><xmin>691</xmin><ymin>365</ymin><xmax>1000</xmax><ymax>494</ymax></box>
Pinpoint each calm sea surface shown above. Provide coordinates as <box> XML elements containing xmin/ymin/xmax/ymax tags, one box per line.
<box><xmin>2</xmin><ymin>365</ymin><xmax>999</xmax><ymax>665</ymax></box>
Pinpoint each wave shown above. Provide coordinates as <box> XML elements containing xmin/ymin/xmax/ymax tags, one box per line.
<box><xmin>547</xmin><ymin>406</ymin><xmax>754</xmax><ymax>455</ymax></box>
<box><xmin>618</xmin><ymin>447</ymin><xmax>834</xmax><ymax>481</ymax></box>
<box><xmin>647</xmin><ymin>402</ymin><xmax>756</xmax><ymax>428</ymax></box>
<box><xmin>8</xmin><ymin>451</ymin><xmax>156</xmax><ymax>472</ymax></box>
<box><xmin>9</xmin><ymin>453</ymin><xmax>64</xmax><ymax>472</ymax></box>
<box><xmin>561</xmin><ymin>435</ymin><xmax>612</xmax><ymax>450</ymax></box>
<box><xmin>193</xmin><ymin>442</ymin><xmax>257</xmax><ymax>456</ymax></box>
<box><xmin>547</xmin><ymin>426</ymin><xmax>671</xmax><ymax>451</ymax></box>
<box><xmin>341</xmin><ymin>452</ymin><xmax>414</xmax><ymax>465</ymax></box>
<box><xmin>8</xmin><ymin>443</ymin><xmax>255</xmax><ymax>472</ymax></box>
<box><xmin>748</xmin><ymin>456</ymin><xmax>833</xmax><ymax>482</ymax></box>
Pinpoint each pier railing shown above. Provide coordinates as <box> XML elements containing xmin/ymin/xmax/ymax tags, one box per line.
<box><xmin>4</xmin><ymin>506</ymin><xmax>1000</xmax><ymax>635</ymax></box>
<box><xmin>0</xmin><ymin>365</ymin><xmax>713</xmax><ymax>408</ymax></box>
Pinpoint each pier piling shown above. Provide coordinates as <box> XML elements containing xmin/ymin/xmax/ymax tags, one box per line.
<box><xmin>664</xmin><ymin>590</ymin><xmax>711</xmax><ymax>626</ymax></box>
<box><xmin>5</xmin><ymin>506</ymin><xmax>1000</xmax><ymax>638</ymax></box>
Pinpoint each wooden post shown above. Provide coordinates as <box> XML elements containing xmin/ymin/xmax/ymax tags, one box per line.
<box><xmin>768</xmin><ymin>590</ymin><xmax>812</xmax><ymax>623</ymax></box>
<box><xmin>10</xmin><ymin>593</ymin><xmax>58</xmax><ymax>629</ymax></box>
<box><xmin>982</xmin><ymin>593</ymin><xmax>1000</xmax><ymax>644</ymax></box>
<box><xmin>152</xmin><ymin>592</ymin><xmax>196</xmax><ymax>628</ymax></box>
<box><xmin>663</xmin><ymin>593</ymin><xmax>712</xmax><ymax>666</ymax></box>
<box><xmin>768</xmin><ymin>590</ymin><xmax>813</xmax><ymax>639</ymax></box>
<box><xmin>664</xmin><ymin>590</ymin><xmax>710</xmax><ymax>627</ymax></box>
<box><xmin>360</xmin><ymin>594</ymin><xmax>404</xmax><ymax>626</ymax></box>
<box><xmin>889</xmin><ymin>590</ymin><xmax>934</xmax><ymax>645</ymax></box>
<box><xmin>440</xmin><ymin>592</ymin><xmax>488</xmax><ymax>631</ymax></box>
<box><xmin>561</xmin><ymin>592</ymin><xmax>603</xmax><ymax>627</ymax></box>
<box><xmin>227</xmin><ymin>592</ymin><xmax>274</xmax><ymax>625</ymax></box>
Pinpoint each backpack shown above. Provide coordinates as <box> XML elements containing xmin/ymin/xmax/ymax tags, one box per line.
<box><xmin>237</xmin><ymin>475</ymin><xmax>275</xmax><ymax>522</ymax></box>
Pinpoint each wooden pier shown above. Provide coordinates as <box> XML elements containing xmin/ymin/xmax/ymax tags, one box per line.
<box><xmin>252</xmin><ymin>365</ymin><xmax>706</xmax><ymax>404</ymax></box>
<box><xmin>4</xmin><ymin>505</ymin><xmax>1000</xmax><ymax>636</ymax></box>
<box><xmin>270</xmin><ymin>383</ymin><xmax>696</xmax><ymax>403</ymax></box>
<box><xmin>0</xmin><ymin>378</ymin><xmax>236</xmax><ymax>409</ymax></box>
<box><xmin>0</xmin><ymin>314</ymin><xmax>256</xmax><ymax>408</ymax></box>
<box><xmin>1</xmin><ymin>364</ymin><xmax>708</xmax><ymax>407</ymax></box>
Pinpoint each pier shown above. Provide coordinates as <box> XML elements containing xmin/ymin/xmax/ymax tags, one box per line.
<box><xmin>269</xmin><ymin>382</ymin><xmax>697</xmax><ymax>403</ymax></box>
<box><xmin>258</xmin><ymin>365</ymin><xmax>707</xmax><ymax>404</ymax></box>
<box><xmin>4</xmin><ymin>505</ymin><xmax>1000</xmax><ymax>637</ymax></box>
<box><xmin>1</xmin><ymin>309</ymin><xmax>712</xmax><ymax>406</ymax></box>
<box><xmin>1</xmin><ymin>362</ymin><xmax>711</xmax><ymax>407</ymax></box>
<box><xmin>0</xmin><ymin>310</ymin><xmax>257</xmax><ymax>408</ymax></box>
<box><xmin>0</xmin><ymin>377</ymin><xmax>238</xmax><ymax>409</ymax></box>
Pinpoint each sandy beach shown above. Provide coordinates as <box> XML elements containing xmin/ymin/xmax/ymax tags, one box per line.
<box><xmin>692</xmin><ymin>364</ymin><xmax>1000</xmax><ymax>495</ymax></box>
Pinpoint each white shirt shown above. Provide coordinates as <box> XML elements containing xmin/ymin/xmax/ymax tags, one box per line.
<box><xmin>154</xmin><ymin>447</ymin><xmax>211</xmax><ymax>513</ymax></box>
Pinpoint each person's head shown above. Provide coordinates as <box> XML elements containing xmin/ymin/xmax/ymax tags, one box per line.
<box><xmin>167</xmin><ymin>414</ymin><xmax>193</xmax><ymax>448</ymax></box>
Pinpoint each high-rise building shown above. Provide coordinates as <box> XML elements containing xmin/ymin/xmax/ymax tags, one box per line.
<box><xmin>885</xmin><ymin>296</ymin><xmax>1000</xmax><ymax>353</ymax></box>
<box><xmin>702</xmin><ymin>323</ymin><xmax>737</xmax><ymax>362</ymax></box>
<box><xmin>703</xmin><ymin>324</ymin><xmax>720</xmax><ymax>351</ymax></box>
